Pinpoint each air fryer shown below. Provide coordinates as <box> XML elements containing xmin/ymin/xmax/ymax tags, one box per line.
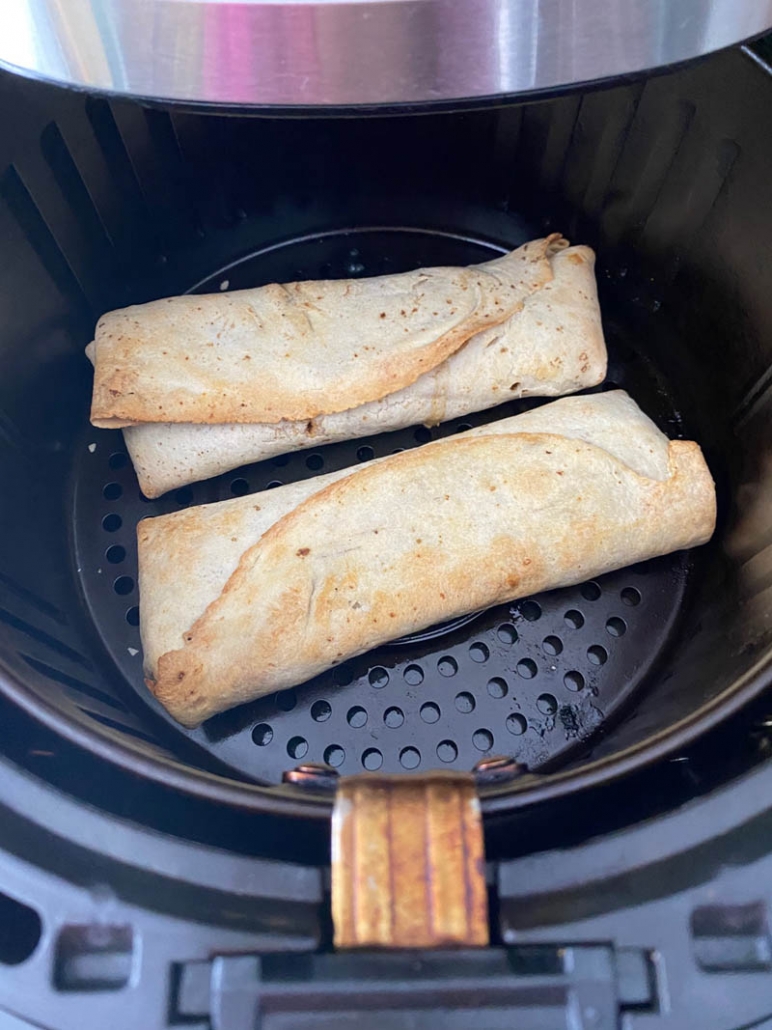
<box><xmin>2</xmin><ymin>15</ymin><xmax>772</xmax><ymax>1030</ymax></box>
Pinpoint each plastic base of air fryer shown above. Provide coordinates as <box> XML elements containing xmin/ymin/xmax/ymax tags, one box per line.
<box><xmin>3</xmin><ymin>680</ymin><xmax>772</xmax><ymax>1030</ymax></box>
<box><xmin>72</xmin><ymin>226</ymin><xmax>692</xmax><ymax>786</ymax></box>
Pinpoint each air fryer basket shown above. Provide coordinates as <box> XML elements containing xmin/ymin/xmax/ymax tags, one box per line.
<box><xmin>1</xmin><ymin>44</ymin><xmax>771</xmax><ymax>838</ymax></box>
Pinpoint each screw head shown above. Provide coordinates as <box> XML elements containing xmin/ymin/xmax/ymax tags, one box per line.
<box><xmin>473</xmin><ymin>755</ymin><xmax>528</xmax><ymax>786</ymax></box>
<box><xmin>282</xmin><ymin>763</ymin><xmax>339</xmax><ymax>790</ymax></box>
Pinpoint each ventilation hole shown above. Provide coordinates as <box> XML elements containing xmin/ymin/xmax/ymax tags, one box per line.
<box><xmin>414</xmin><ymin>426</ymin><xmax>432</xmax><ymax>443</ymax></box>
<box><xmin>404</xmin><ymin>664</ymin><xmax>424</xmax><ymax>686</ymax></box>
<box><xmin>580</xmin><ymin>581</ymin><xmax>601</xmax><ymax>601</ymax></box>
<box><xmin>306</xmin><ymin>454</ymin><xmax>324</xmax><ymax>471</ymax></box>
<box><xmin>392</xmin><ymin>447</ymin><xmax>405</xmax><ymax>454</ymax></box>
<box><xmin>456</xmin><ymin>423</ymin><xmax>473</xmax><ymax>433</ymax></box>
<box><xmin>564</xmin><ymin>671</ymin><xmax>585</xmax><ymax>692</ymax></box>
<box><xmin>487</xmin><ymin>677</ymin><xmax>508</xmax><ymax>698</ymax></box>
<box><xmin>384</xmin><ymin>706</ymin><xmax>404</xmax><ymax>728</ymax></box>
<box><xmin>564</xmin><ymin>609</ymin><xmax>584</xmax><ymax>629</ymax></box>
<box><xmin>517</xmin><ymin>658</ymin><xmax>537</xmax><ymax>679</ymax></box>
<box><xmin>105</xmin><ymin>545</ymin><xmax>125</xmax><ymax>564</ymax></box>
<box><xmin>400</xmin><ymin>746</ymin><xmax>421</xmax><ymax>769</ymax></box>
<box><xmin>437</xmin><ymin>740</ymin><xmax>458</xmax><ymax>763</ymax></box>
<box><xmin>102</xmin><ymin>513</ymin><xmax>122</xmax><ymax>532</ymax></box>
<box><xmin>497</xmin><ymin>623</ymin><xmax>518</xmax><ymax>645</ymax></box>
<box><xmin>287</xmin><ymin>736</ymin><xmax>308</xmax><ymax>759</ymax></box>
<box><xmin>369</xmin><ymin>667</ymin><xmax>389</xmax><ymax>689</ymax></box>
<box><xmin>621</xmin><ymin>587</ymin><xmax>641</xmax><ymax>606</ymax></box>
<box><xmin>455</xmin><ymin>691</ymin><xmax>475</xmax><ymax>713</ymax></box>
<box><xmin>469</xmin><ymin>642</ymin><xmax>489</xmax><ymax>663</ymax></box>
<box><xmin>543</xmin><ymin>635</ymin><xmax>563</xmax><ymax>656</ymax></box>
<box><xmin>357</xmin><ymin>445</ymin><xmax>374</xmax><ymax>462</ymax></box>
<box><xmin>347</xmin><ymin>705</ymin><xmax>367</xmax><ymax>728</ymax></box>
<box><xmin>311</xmin><ymin>700</ymin><xmax>332</xmax><ymax>722</ymax></box>
<box><xmin>588</xmin><ymin>645</ymin><xmax>608</xmax><ymax>666</ymax></box>
<box><xmin>113</xmin><ymin>576</ymin><xmax>134</xmax><ymax>596</ymax></box>
<box><xmin>334</xmin><ymin>665</ymin><xmax>355</xmax><ymax>687</ymax></box>
<box><xmin>272</xmin><ymin>454</ymin><xmax>290</xmax><ymax>467</ymax></box>
<box><xmin>103</xmin><ymin>482</ymin><xmax>122</xmax><ymax>501</ymax></box>
<box><xmin>420</xmin><ymin>702</ymin><xmax>440</xmax><ymax>723</ymax></box>
<box><xmin>230</xmin><ymin>478</ymin><xmax>249</xmax><ymax>496</ymax></box>
<box><xmin>507</xmin><ymin>713</ymin><xmax>527</xmax><ymax>735</ymax></box>
<box><xmin>125</xmin><ymin>606</ymin><xmax>139</xmax><ymax>627</ymax></box>
<box><xmin>324</xmin><ymin>744</ymin><xmax>345</xmax><ymax>768</ymax></box>
<box><xmin>0</xmin><ymin>893</ymin><xmax>41</xmax><ymax>965</ymax></box>
<box><xmin>606</xmin><ymin>617</ymin><xmax>627</xmax><ymax>637</ymax></box>
<box><xmin>266</xmin><ymin>480</ymin><xmax>283</xmax><ymax>489</ymax></box>
<box><xmin>519</xmin><ymin>600</ymin><xmax>542</xmax><ymax>621</ymax></box>
<box><xmin>108</xmin><ymin>452</ymin><xmax>128</xmax><ymax>470</ymax></box>
<box><xmin>473</xmin><ymin>729</ymin><xmax>493</xmax><ymax>752</ymax></box>
<box><xmin>252</xmin><ymin>723</ymin><xmax>273</xmax><ymax>746</ymax></box>
<box><xmin>437</xmin><ymin>656</ymin><xmax>458</xmax><ymax>677</ymax></box>
<box><xmin>276</xmin><ymin>690</ymin><xmax>297</xmax><ymax>712</ymax></box>
<box><xmin>362</xmin><ymin>747</ymin><xmax>383</xmax><ymax>770</ymax></box>
<box><xmin>537</xmin><ymin>693</ymin><xmax>557</xmax><ymax>715</ymax></box>
<box><xmin>175</xmin><ymin>487</ymin><xmax>194</xmax><ymax>506</ymax></box>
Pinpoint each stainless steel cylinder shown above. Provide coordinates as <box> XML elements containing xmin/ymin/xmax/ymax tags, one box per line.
<box><xmin>2</xmin><ymin>0</ymin><xmax>772</xmax><ymax>107</ymax></box>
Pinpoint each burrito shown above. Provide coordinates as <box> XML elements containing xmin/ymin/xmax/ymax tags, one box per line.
<box><xmin>89</xmin><ymin>236</ymin><xmax>607</xmax><ymax>497</ymax></box>
<box><xmin>138</xmin><ymin>391</ymin><xmax>716</xmax><ymax>728</ymax></box>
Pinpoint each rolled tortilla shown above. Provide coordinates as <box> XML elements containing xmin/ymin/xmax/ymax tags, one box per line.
<box><xmin>139</xmin><ymin>392</ymin><xmax>716</xmax><ymax>728</ymax></box>
<box><xmin>91</xmin><ymin>236</ymin><xmax>568</xmax><ymax>428</ymax></box>
<box><xmin>119</xmin><ymin>242</ymin><xmax>606</xmax><ymax>496</ymax></box>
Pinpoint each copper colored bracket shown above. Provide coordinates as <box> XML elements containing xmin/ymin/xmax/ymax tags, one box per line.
<box><xmin>331</xmin><ymin>771</ymin><xmax>489</xmax><ymax>950</ymax></box>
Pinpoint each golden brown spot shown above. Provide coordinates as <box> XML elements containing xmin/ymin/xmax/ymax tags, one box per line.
<box><xmin>177</xmin><ymin>671</ymin><xmax>186</xmax><ymax>681</ymax></box>
<box><xmin>297</xmin><ymin>547</ymin><xmax>310</xmax><ymax>557</ymax></box>
<box><xmin>509</xmin><ymin>382</ymin><xmax>521</xmax><ymax>391</ymax></box>
<box><xmin>380</xmin><ymin>312</ymin><xmax>386</xmax><ymax>319</ymax></box>
<box><xmin>569</xmin><ymin>252</ymin><xmax>584</xmax><ymax>265</ymax></box>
